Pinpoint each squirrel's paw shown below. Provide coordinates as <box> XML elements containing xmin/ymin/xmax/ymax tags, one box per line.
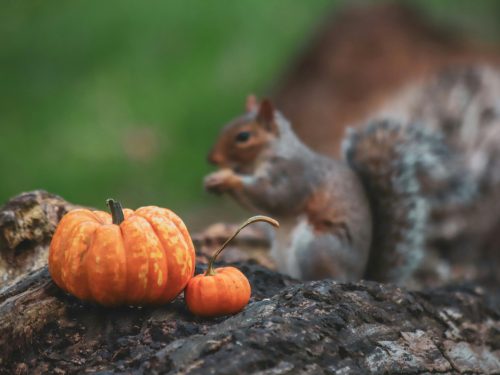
<box><xmin>204</xmin><ymin>169</ymin><xmax>242</xmax><ymax>194</ymax></box>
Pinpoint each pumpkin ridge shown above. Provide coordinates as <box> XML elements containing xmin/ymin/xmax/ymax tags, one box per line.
<box><xmin>200</xmin><ymin>275</ymin><xmax>215</xmax><ymax>315</ymax></box>
<box><xmin>137</xmin><ymin>208</ymin><xmax>187</xmax><ymax>247</ymax></box>
<box><xmin>64</xmin><ymin>221</ymin><xmax>100</xmax><ymax>299</ymax></box>
<box><xmin>233</xmin><ymin>271</ymin><xmax>247</xmax><ymax>313</ymax></box>
<box><xmin>217</xmin><ymin>272</ymin><xmax>235</xmax><ymax>314</ymax></box>
<box><xmin>49</xmin><ymin>213</ymin><xmax>89</xmax><ymax>287</ymax></box>
<box><xmin>165</xmin><ymin>220</ymin><xmax>190</xmax><ymax>278</ymax></box>
<box><xmin>78</xmin><ymin>222</ymin><xmax>103</xmax><ymax>263</ymax></box>
<box><xmin>89</xmin><ymin>224</ymin><xmax>127</xmax><ymax>306</ymax></box>
<box><xmin>233</xmin><ymin>268</ymin><xmax>251</xmax><ymax>311</ymax></box>
<box><xmin>80</xmin><ymin>223</ymin><xmax>98</xmax><ymax>298</ymax></box>
<box><xmin>113</xmin><ymin>222</ymin><xmax>128</xmax><ymax>305</ymax></box>
<box><xmin>122</xmin><ymin>215</ymin><xmax>164</xmax><ymax>304</ymax></box>
<box><xmin>166</xmin><ymin>210</ymin><xmax>195</xmax><ymax>276</ymax></box>
<box><xmin>64</xmin><ymin>209</ymin><xmax>100</xmax><ymax>221</ymax></box>
<box><xmin>89</xmin><ymin>211</ymin><xmax>111</xmax><ymax>224</ymax></box>
<box><xmin>63</xmin><ymin>218</ymin><xmax>102</xmax><ymax>270</ymax></box>
<box><xmin>59</xmin><ymin>220</ymin><xmax>91</xmax><ymax>287</ymax></box>
<box><xmin>119</xmin><ymin>217</ymin><xmax>145</xmax><ymax>304</ymax></box>
<box><xmin>189</xmin><ymin>276</ymin><xmax>201</xmax><ymax>314</ymax></box>
<box><xmin>76</xmin><ymin>211</ymin><xmax>106</xmax><ymax>227</ymax></box>
<box><xmin>119</xmin><ymin>225</ymin><xmax>128</xmax><ymax>305</ymax></box>
<box><xmin>135</xmin><ymin>214</ymin><xmax>170</xmax><ymax>302</ymax></box>
<box><xmin>133</xmin><ymin>212</ymin><xmax>169</xmax><ymax>253</ymax></box>
<box><xmin>134</xmin><ymin>208</ymin><xmax>192</xmax><ymax>302</ymax></box>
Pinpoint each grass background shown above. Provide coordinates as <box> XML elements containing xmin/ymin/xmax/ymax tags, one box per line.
<box><xmin>1</xmin><ymin>0</ymin><xmax>500</xmax><ymax>227</ymax></box>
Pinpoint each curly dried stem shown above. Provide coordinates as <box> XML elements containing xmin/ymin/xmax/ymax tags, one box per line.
<box><xmin>106</xmin><ymin>199</ymin><xmax>125</xmax><ymax>225</ymax></box>
<box><xmin>206</xmin><ymin>215</ymin><xmax>279</xmax><ymax>276</ymax></box>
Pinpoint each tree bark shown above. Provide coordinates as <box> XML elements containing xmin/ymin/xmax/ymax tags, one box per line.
<box><xmin>0</xmin><ymin>190</ymin><xmax>77</xmax><ymax>290</ymax></box>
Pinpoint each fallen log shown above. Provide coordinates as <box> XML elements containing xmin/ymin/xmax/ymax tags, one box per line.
<box><xmin>0</xmin><ymin>191</ymin><xmax>499</xmax><ymax>374</ymax></box>
<box><xmin>0</xmin><ymin>264</ymin><xmax>499</xmax><ymax>374</ymax></box>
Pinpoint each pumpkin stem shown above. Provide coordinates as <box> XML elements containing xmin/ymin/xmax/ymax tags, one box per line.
<box><xmin>106</xmin><ymin>199</ymin><xmax>125</xmax><ymax>225</ymax></box>
<box><xmin>205</xmin><ymin>215</ymin><xmax>279</xmax><ymax>276</ymax></box>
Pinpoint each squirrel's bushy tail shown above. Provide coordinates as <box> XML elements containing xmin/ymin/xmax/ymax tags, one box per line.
<box><xmin>343</xmin><ymin>120</ymin><xmax>475</xmax><ymax>283</ymax></box>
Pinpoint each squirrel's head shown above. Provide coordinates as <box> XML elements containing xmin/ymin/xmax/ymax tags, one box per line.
<box><xmin>208</xmin><ymin>96</ymin><xmax>279</xmax><ymax>172</ymax></box>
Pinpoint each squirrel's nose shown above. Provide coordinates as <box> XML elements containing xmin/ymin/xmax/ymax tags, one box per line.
<box><xmin>207</xmin><ymin>150</ymin><xmax>223</xmax><ymax>166</ymax></box>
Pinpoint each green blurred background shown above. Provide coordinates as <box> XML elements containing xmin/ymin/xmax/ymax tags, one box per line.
<box><xmin>1</xmin><ymin>0</ymin><xmax>500</xmax><ymax>228</ymax></box>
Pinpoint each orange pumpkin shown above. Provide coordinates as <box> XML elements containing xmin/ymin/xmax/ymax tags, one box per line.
<box><xmin>185</xmin><ymin>215</ymin><xmax>279</xmax><ymax>317</ymax></box>
<box><xmin>49</xmin><ymin>199</ymin><xmax>195</xmax><ymax>306</ymax></box>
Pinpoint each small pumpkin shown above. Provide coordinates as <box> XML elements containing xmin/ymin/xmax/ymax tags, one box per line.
<box><xmin>185</xmin><ymin>215</ymin><xmax>279</xmax><ymax>317</ymax></box>
<box><xmin>49</xmin><ymin>199</ymin><xmax>195</xmax><ymax>306</ymax></box>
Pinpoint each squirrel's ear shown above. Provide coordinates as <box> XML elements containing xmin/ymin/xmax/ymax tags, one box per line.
<box><xmin>257</xmin><ymin>99</ymin><xmax>274</xmax><ymax>122</ymax></box>
<box><xmin>245</xmin><ymin>94</ymin><xmax>258</xmax><ymax>112</ymax></box>
<box><xmin>256</xmin><ymin>99</ymin><xmax>278</xmax><ymax>133</ymax></box>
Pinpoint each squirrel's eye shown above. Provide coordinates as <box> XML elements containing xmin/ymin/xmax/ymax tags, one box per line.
<box><xmin>235</xmin><ymin>131</ymin><xmax>251</xmax><ymax>143</ymax></box>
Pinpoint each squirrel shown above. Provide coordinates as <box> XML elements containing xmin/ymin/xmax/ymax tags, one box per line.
<box><xmin>203</xmin><ymin>66</ymin><xmax>495</xmax><ymax>284</ymax></box>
